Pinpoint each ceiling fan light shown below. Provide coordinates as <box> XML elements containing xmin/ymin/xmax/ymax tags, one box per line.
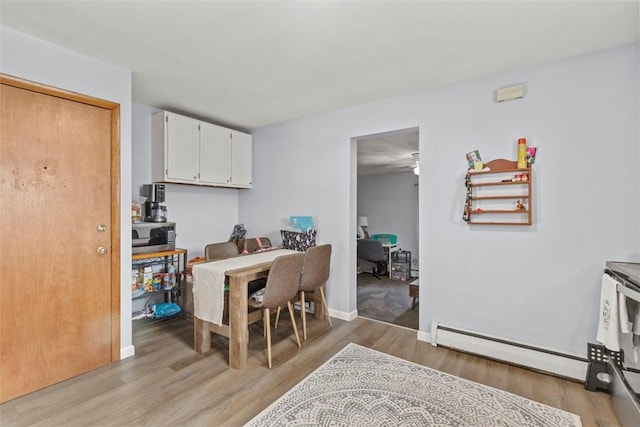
<box><xmin>412</xmin><ymin>153</ymin><xmax>420</xmax><ymax>175</ymax></box>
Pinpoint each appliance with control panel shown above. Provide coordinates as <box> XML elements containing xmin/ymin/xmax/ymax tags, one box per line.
<box><xmin>604</xmin><ymin>261</ymin><xmax>640</xmax><ymax>427</ymax></box>
<box><xmin>132</xmin><ymin>221</ymin><xmax>176</xmax><ymax>254</ymax></box>
<box><xmin>141</xmin><ymin>184</ymin><xmax>168</xmax><ymax>222</ymax></box>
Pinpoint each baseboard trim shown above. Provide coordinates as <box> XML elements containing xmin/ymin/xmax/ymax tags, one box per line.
<box><xmin>120</xmin><ymin>345</ymin><xmax>135</xmax><ymax>360</ymax></box>
<box><xmin>330</xmin><ymin>309</ymin><xmax>358</xmax><ymax>321</ymax></box>
<box><xmin>431</xmin><ymin>322</ymin><xmax>588</xmax><ymax>381</ymax></box>
<box><xmin>417</xmin><ymin>330</ymin><xmax>431</xmax><ymax>343</ymax></box>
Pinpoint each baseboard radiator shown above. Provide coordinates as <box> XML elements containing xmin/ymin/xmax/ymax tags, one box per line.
<box><xmin>430</xmin><ymin>322</ymin><xmax>588</xmax><ymax>381</ymax></box>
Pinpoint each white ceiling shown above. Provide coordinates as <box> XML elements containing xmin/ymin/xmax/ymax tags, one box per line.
<box><xmin>357</xmin><ymin>128</ymin><xmax>419</xmax><ymax>176</ymax></box>
<box><xmin>1</xmin><ymin>1</ymin><xmax>638</xmax><ymax>175</ymax></box>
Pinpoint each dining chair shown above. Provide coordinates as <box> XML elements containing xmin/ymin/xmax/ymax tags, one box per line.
<box><xmin>248</xmin><ymin>252</ymin><xmax>304</xmax><ymax>368</ymax></box>
<box><xmin>241</xmin><ymin>238</ymin><xmax>273</xmax><ymax>292</ymax></box>
<box><xmin>298</xmin><ymin>244</ymin><xmax>332</xmax><ymax>340</ymax></box>
<box><xmin>203</xmin><ymin>241</ymin><xmax>240</xmax><ymax>323</ymax></box>
<box><xmin>242</xmin><ymin>237</ymin><xmax>272</xmax><ymax>253</ymax></box>
<box><xmin>274</xmin><ymin>244</ymin><xmax>332</xmax><ymax>339</ymax></box>
<box><xmin>204</xmin><ymin>241</ymin><xmax>240</xmax><ymax>260</ymax></box>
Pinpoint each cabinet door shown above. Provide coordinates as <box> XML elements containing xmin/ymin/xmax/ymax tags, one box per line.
<box><xmin>199</xmin><ymin>122</ymin><xmax>232</xmax><ymax>185</ymax></box>
<box><xmin>231</xmin><ymin>130</ymin><xmax>252</xmax><ymax>188</ymax></box>
<box><xmin>166</xmin><ymin>112</ymin><xmax>199</xmax><ymax>183</ymax></box>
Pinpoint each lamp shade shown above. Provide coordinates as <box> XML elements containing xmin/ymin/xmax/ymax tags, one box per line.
<box><xmin>357</xmin><ymin>216</ymin><xmax>368</xmax><ymax>227</ymax></box>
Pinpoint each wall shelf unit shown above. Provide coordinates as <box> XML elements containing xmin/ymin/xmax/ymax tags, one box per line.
<box><xmin>464</xmin><ymin>159</ymin><xmax>532</xmax><ymax>226</ymax></box>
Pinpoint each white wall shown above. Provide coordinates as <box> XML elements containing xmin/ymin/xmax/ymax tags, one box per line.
<box><xmin>242</xmin><ymin>43</ymin><xmax>640</xmax><ymax>356</ymax></box>
<box><xmin>0</xmin><ymin>27</ymin><xmax>135</xmax><ymax>358</ymax></box>
<box><xmin>131</xmin><ymin>103</ymin><xmax>240</xmax><ymax>258</ymax></box>
<box><xmin>6</xmin><ymin>24</ymin><xmax>635</xmax><ymax>363</ymax></box>
<box><xmin>358</xmin><ymin>172</ymin><xmax>419</xmax><ymax>273</ymax></box>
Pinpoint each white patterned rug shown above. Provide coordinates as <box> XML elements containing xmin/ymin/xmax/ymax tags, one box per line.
<box><xmin>245</xmin><ymin>343</ymin><xmax>582</xmax><ymax>427</ymax></box>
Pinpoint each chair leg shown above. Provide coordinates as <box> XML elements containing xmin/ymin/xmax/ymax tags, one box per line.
<box><xmin>300</xmin><ymin>291</ymin><xmax>307</xmax><ymax>341</ymax></box>
<box><xmin>264</xmin><ymin>308</ymin><xmax>272</xmax><ymax>368</ymax></box>
<box><xmin>372</xmin><ymin>263</ymin><xmax>381</xmax><ymax>280</ymax></box>
<box><xmin>274</xmin><ymin>306</ymin><xmax>281</xmax><ymax>328</ymax></box>
<box><xmin>287</xmin><ymin>301</ymin><xmax>301</xmax><ymax>348</ymax></box>
<box><xmin>318</xmin><ymin>287</ymin><xmax>332</xmax><ymax>328</ymax></box>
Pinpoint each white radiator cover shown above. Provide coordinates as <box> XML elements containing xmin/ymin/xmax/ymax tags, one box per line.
<box><xmin>430</xmin><ymin>322</ymin><xmax>588</xmax><ymax>381</ymax></box>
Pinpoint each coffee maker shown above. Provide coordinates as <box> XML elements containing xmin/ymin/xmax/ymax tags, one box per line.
<box><xmin>141</xmin><ymin>184</ymin><xmax>168</xmax><ymax>223</ymax></box>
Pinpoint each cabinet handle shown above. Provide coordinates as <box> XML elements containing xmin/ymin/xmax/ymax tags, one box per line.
<box><xmin>97</xmin><ymin>246</ymin><xmax>108</xmax><ymax>255</ymax></box>
<box><xmin>97</xmin><ymin>224</ymin><xmax>107</xmax><ymax>232</ymax></box>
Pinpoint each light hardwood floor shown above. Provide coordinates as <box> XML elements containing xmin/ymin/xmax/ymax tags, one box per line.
<box><xmin>1</xmin><ymin>315</ymin><xmax>620</xmax><ymax>426</ymax></box>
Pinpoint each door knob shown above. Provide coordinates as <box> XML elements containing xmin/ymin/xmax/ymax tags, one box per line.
<box><xmin>97</xmin><ymin>224</ymin><xmax>107</xmax><ymax>232</ymax></box>
<box><xmin>97</xmin><ymin>246</ymin><xmax>108</xmax><ymax>255</ymax></box>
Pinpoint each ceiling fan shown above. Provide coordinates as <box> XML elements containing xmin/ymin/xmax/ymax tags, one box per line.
<box><xmin>357</xmin><ymin>129</ymin><xmax>419</xmax><ymax>176</ymax></box>
<box><xmin>396</xmin><ymin>153</ymin><xmax>419</xmax><ymax>175</ymax></box>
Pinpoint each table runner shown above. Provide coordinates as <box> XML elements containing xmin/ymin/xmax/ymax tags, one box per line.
<box><xmin>192</xmin><ymin>249</ymin><xmax>298</xmax><ymax>325</ymax></box>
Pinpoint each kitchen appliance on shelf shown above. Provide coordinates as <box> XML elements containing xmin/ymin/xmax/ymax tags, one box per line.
<box><xmin>604</xmin><ymin>261</ymin><xmax>640</xmax><ymax>427</ymax></box>
<box><xmin>141</xmin><ymin>184</ymin><xmax>167</xmax><ymax>223</ymax></box>
<box><xmin>132</xmin><ymin>221</ymin><xmax>176</xmax><ymax>254</ymax></box>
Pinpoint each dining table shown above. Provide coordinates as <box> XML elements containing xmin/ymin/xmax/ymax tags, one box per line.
<box><xmin>192</xmin><ymin>248</ymin><xmax>314</xmax><ymax>369</ymax></box>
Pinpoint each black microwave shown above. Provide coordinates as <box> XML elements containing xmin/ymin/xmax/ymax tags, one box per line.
<box><xmin>132</xmin><ymin>222</ymin><xmax>176</xmax><ymax>254</ymax></box>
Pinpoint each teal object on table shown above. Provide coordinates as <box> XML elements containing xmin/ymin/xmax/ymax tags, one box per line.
<box><xmin>290</xmin><ymin>216</ymin><xmax>314</xmax><ymax>232</ymax></box>
<box><xmin>370</xmin><ymin>234</ymin><xmax>397</xmax><ymax>245</ymax></box>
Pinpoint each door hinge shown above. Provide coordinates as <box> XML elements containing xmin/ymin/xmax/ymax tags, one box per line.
<box><xmin>165</xmin><ymin>168</ymin><xmax>168</xmax><ymax>176</ymax></box>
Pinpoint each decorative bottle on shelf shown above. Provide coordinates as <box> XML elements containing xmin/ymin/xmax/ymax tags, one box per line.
<box><xmin>517</xmin><ymin>138</ymin><xmax>527</xmax><ymax>169</ymax></box>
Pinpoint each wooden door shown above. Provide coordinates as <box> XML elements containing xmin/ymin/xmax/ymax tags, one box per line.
<box><xmin>0</xmin><ymin>76</ymin><xmax>120</xmax><ymax>403</ymax></box>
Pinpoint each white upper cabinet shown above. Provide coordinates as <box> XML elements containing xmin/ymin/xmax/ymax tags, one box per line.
<box><xmin>151</xmin><ymin>111</ymin><xmax>252</xmax><ymax>188</ymax></box>
<box><xmin>231</xmin><ymin>130</ymin><xmax>252</xmax><ymax>188</ymax></box>
<box><xmin>164</xmin><ymin>112</ymin><xmax>199</xmax><ymax>183</ymax></box>
<box><xmin>199</xmin><ymin>122</ymin><xmax>232</xmax><ymax>185</ymax></box>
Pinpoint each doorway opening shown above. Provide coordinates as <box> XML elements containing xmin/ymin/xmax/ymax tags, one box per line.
<box><xmin>354</xmin><ymin>127</ymin><xmax>419</xmax><ymax>330</ymax></box>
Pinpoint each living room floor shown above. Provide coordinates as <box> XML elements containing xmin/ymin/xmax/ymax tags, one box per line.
<box><xmin>357</xmin><ymin>273</ymin><xmax>418</xmax><ymax>330</ymax></box>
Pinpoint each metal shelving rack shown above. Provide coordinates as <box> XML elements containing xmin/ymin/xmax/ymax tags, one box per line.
<box><xmin>131</xmin><ymin>248</ymin><xmax>187</xmax><ymax>321</ymax></box>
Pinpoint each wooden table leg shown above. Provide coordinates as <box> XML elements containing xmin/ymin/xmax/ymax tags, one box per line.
<box><xmin>409</xmin><ymin>284</ymin><xmax>419</xmax><ymax>310</ymax></box>
<box><xmin>194</xmin><ymin>316</ymin><xmax>211</xmax><ymax>353</ymax></box>
<box><xmin>228</xmin><ymin>275</ymin><xmax>249</xmax><ymax>369</ymax></box>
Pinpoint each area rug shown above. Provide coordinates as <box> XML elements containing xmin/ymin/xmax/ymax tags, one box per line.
<box><xmin>245</xmin><ymin>343</ymin><xmax>581</xmax><ymax>427</ymax></box>
<box><xmin>357</xmin><ymin>274</ymin><xmax>418</xmax><ymax>330</ymax></box>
